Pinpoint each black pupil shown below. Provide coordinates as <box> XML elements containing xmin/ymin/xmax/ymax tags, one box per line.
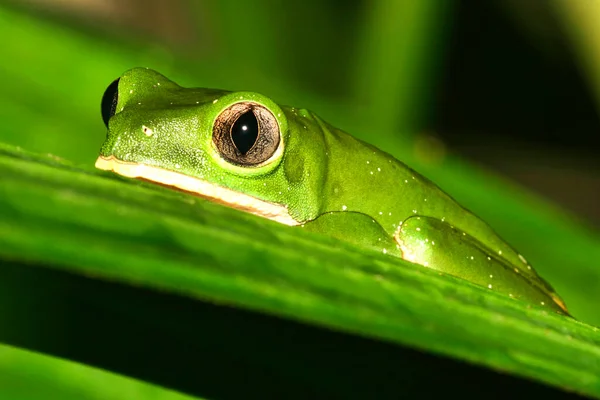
<box><xmin>231</xmin><ymin>111</ymin><xmax>259</xmax><ymax>154</ymax></box>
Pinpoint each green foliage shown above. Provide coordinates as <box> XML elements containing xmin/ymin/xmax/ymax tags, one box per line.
<box><xmin>1</xmin><ymin>2</ymin><xmax>600</xmax><ymax>398</ymax></box>
<box><xmin>0</xmin><ymin>344</ymin><xmax>202</xmax><ymax>400</ymax></box>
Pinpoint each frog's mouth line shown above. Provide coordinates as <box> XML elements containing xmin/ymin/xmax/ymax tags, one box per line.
<box><xmin>95</xmin><ymin>155</ymin><xmax>300</xmax><ymax>226</ymax></box>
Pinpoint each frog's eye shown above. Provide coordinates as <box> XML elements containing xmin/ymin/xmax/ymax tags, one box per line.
<box><xmin>101</xmin><ymin>78</ymin><xmax>120</xmax><ymax>127</ymax></box>
<box><xmin>212</xmin><ymin>102</ymin><xmax>281</xmax><ymax>167</ymax></box>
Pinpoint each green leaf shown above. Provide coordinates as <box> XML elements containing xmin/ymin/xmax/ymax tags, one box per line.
<box><xmin>0</xmin><ymin>343</ymin><xmax>203</xmax><ymax>400</ymax></box>
<box><xmin>1</xmin><ymin>144</ymin><xmax>600</xmax><ymax>398</ymax></box>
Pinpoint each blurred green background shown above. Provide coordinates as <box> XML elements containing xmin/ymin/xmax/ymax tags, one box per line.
<box><xmin>1</xmin><ymin>0</ymin><xmax>600</xmax><ymax>394</ymax></box>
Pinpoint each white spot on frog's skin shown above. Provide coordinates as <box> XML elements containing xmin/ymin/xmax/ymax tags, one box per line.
<box><xmin>487</xmin><ymin>256</ymin><xmax>491</xmax><ymax>261</ymax></box>
<box><xmin>370</xmin><ymin>171</ymin><xmax>373</xmax><ymax>175</ymax></box>
<box><xmin>342</xmin><ymin>205</ymin><xmax>347</xmax><ymax>211</ymax></box>
<box><xmin>431</xmin><ymin>241</ymin><xmax>435</xmax><ymax>245</ymax></box>
<box><xmin>470</xmin><ymin>256</ymin><xmax>474</xmax><ymax>260</ymax></box>
<box><xmin>541</xmin><ymin>301</ymin><xmax>545</xmax><ymax>306</ymax></box>
<box><xmin>175</xmin><ymin>163</ymin><xmax>181</xmax><ymax>169</ymax></box>
<box><xmin>498</xmin><ymin>250</ymin><xmax>503</xmax><ymax>256</ymax></box>
<box><xmin>509</xmin><ymin>293</ymin><xmax>513</xmax><ymax>298</ymax></box>
<box><xmin>488</xmin><ymin>284</ymin><xmax>492</xmax><ymax>289</ymax></box>
<box><xmin>489</xmin><ymin>275</ymin><xmax>493</xmax><ymax>278</ymax></box>
<box><xmin>95</xmin><ymin>156</ymin><xmax>299</xmax><ymax>225</ymax></box>
<box><xmin>377</xmin><ymin>167</ymin><xmax>381</xmax><ymax>172</ymax></box>
<box><xmin>142</xmin><ymin>126</ymin><xmax>153</xmax><ymax>137</ymax></box>
<box><xmin>424</xmin><ymin>198</ymin><xmax>427</xmax><ymax>202</ymax></box>
<box><xmin>278</xmin><ymin>113</ymin><xmax>281</xmax><ymax>117</ymax></box>
<box><xmin>514</xmin><ymin>268</ymin><xmax>519</xmax><ymax>273</ymax></box>
<box><xmin>366</xmin><ymin>161</ymin><xmax>370</xmax><ymax>164</ymax></box>
<box><xmin>388</xmin><ymin>212</ymin><xmax>392</xmax><ymax>216</ymax></box>
<box><xmin>157</xmin><ymin>82</ymin><xmax>161</xmax><ymax>86</ymax></box>
<box><xmin>239</xmin><ymin>96</ymin><xmax>243</xmax><ymax>99</ymax></box>
<box><xmin>378</xmin><ymin>211</ymin><xmax>382</xmax><ymax>215</ymax></box>
<box><xmin>404</xmin><ymin>179</ymin><xmax>408</xmax><ymax>183</ymax></box>
<box><xmin>383</xmin><ymin>248</ymin><xmax>387</xmax><ymax>254</ymax></box>
<box><xmin>137</xmin><ymin>102</ymin><xmax>142</xmax><ymax>105</ymax></box>
<box><xmin>412</xmin><ymin>209</ymin><xmax>417</xmax><ymax>214</ymax></box>
<box><xmin>263</xmin><ymin>182</ymin><xmax>267</xmax><ymax>186</ymax></box>
<box><xmin>527</xmin><ymin>266</ymin><xmax>531</xmax><ymax>270</ymax></box>
<box><xmin>129</xmin><ymin>89</ymin><xmax>133</xmax><ymax>94</ymax></box>
<box><xmin>416</xmin><ymin>227</ymin><xmax>421</xmax><ymax>231</ymax></box>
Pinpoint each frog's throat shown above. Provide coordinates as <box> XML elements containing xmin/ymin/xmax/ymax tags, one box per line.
<box><xmin>95</xmin><ymin>155</ymin><xmax>301</xmax><ymax>226</ymax></box>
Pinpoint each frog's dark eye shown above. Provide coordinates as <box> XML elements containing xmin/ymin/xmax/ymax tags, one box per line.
<box><xmin>213</xmin><ymin>102</ymin><xmax>280</xmax><ymax>167</ymax></box>
<box><xmin>101</xmin><ymin>78</ymin><xmax>120</xmax><ymax>127</ymax></box>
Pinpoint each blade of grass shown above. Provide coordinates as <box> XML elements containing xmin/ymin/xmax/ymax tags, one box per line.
<box><xmin>553</xmin><ymin>0</ymin><xmax>600</xmax><ymax>114</ymax></box>
<box><xmin>0</xmin><ymin>343</ymin><xmax>203</xmax><ymax>400</ymax></box>
<box><xmin>350</xmin><ymin>0</ymin><xmax>454</xmax><ymax>142</ymax></box>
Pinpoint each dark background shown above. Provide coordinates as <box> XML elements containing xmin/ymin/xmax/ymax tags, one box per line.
<box><xmin>435</xmin><ymin>1</ymin><xmax>600</xmax><ymax>227</ymax></box>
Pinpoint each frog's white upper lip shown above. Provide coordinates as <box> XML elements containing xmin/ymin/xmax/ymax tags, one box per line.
<box><xmin>95</xmin><ymin>155</ymin><xmax>300</xmax><ymax>226</ymax></box>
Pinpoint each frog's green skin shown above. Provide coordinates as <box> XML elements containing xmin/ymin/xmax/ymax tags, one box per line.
<box><xmin>97</xmin><ymin>67</ymin><xmax>568</xmax><ymax>315</ymax></box>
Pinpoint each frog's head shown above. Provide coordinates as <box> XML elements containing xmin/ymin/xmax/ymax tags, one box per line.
<box><xmin>97</xmin><ymin>67</ymin><xmax>327</xmax><ymax>224</ymax></box>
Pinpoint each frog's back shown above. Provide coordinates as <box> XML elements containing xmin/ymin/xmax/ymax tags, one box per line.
<box><xmin>314</xmin><ymin>116</ymin><xmax>566</xmax><ymax>312</ymax></box>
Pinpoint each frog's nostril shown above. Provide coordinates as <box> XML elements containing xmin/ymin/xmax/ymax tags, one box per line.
<box><xmin>142</xmin><ymin>125</ymin><xmax>154</xmax><ymax>137</ymax></box>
